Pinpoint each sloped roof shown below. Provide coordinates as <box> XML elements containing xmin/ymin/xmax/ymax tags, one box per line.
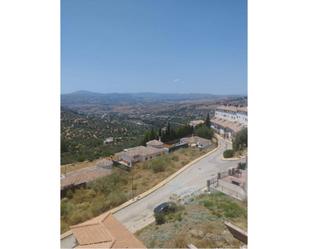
<box><xmin>61</xmin><ymin>166</ymin><xmax>111</xmax><ymax>190</ymax></box>
<box><xmin>180</xmin><ymin>136</ymin><xmax>211</xmax><ymax>145</ymax></box>
<box><xmin>96</xmin><ymin>159</ymin><xmax>113</xmax><ymax>167</ymax></box>
<box><xmin>70</xmin><ymin>212</ymin><xmax>146</xmax><ymax>249</ymax></box>
<box><xmin>211</xmin><ymin>117</ymin><xmax>245</xmax><ymax>133</ymax></box>
<box><xmin>146</xmin><ymin>139</ymin><xmax>163</xmax><ymax>146</ymax></box>
<box><xmin>216</xmin><ymin>105</ymin><xmax>247</xmax><ymax>113</ymax></box>
<box><xmin>116</xmin><ymin>146</ymin><xmax>164</xmax><ymax>158</ymax></box>
<box><xmin>189</xmin><ymin>120</ymin><xmax>205</xmax><ymax>126</ymax></box>
<box><xmin>71</xmin><ymin>223</ymin><xmax>114</xmax><ymax>246</ymax></box>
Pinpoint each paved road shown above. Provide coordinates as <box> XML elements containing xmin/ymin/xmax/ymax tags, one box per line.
<box><xmin>114</xmin><ymin>138</ymin><xmax>243</xmax><ymax>232</ymax></box>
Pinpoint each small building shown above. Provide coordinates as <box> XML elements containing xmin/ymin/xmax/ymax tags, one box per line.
<box><xmin>61</xmin><ymin>212</ymin><xmax>146</xmax><ymax>248</ymax></box>
<box><xmin>180</xmin><ymin>136</ymin><xmax>211</xmax><ymax>148</ymax></box>
<box><xmin>104</xmin><ymin>137</ymin><xmax>114</xmax><ymax>144</ymax></box>
<box><xmin>114</xmin><ymin>145</ymin><xmax>167</xmax><ymax>167</ymax></box>
<box><xmin>96</xmin><ymin>158</ymin><xmax>113</xmax><ymax>169</ymax></box>
<box><xmin>61</xmin><ymin>165</ymin><xmax>112</xmax><ymax>196</ymax></box>
<box><xmin>146</xmin><ymin>139</ymin><xmax>164</xmax><ymax>149</ymax></box>
<box><xmin>168</xmin><ymin>141</ymin><xmax>189</xmax><ymax>152</ymax></box>
<box><xmin>189</xmin><ymin>119</ymin><xmax>205</xmax><ymax>127</ymax></box>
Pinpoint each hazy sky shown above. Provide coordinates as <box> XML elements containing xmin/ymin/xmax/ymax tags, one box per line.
<box><xmin>61</xmin><ymin>0</ymin><xmax>247</xmax><ymax>95</ymax></box>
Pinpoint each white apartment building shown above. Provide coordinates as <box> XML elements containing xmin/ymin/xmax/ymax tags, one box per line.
<box><xmin>214</xmin><ymin>106</ymin><xmax>247</xmax><ymax>125</ymax></box>
<box><xmin>211</xmin><ymin>105</ymin><xmax>247</xmax><ymax>139</ymax></box>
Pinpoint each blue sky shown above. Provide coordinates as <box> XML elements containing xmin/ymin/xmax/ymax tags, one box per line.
<box><xmin>61</xmin><ymin>0</ymin><xmax>247</xmax><ymax>95</ymax></box>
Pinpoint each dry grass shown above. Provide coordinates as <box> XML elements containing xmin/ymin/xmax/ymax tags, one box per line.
<box><xmin>61</xmin><ymin>156</ymin><xmax>112</xmax><ymax>174</ymax></box>
<box><xmin>136</xmin><ymin>192</ymin><xmax>247</xmax><ymax>248</ymax></box>
<box><xmin>121</xmin><ymin>144</ymin><xmax>217</xmax><ymax>197</ymax></box>
<box><xmin>61</xmin><ymin>144</ymin><xmax>216</xmax><ymax>233</ymax></box>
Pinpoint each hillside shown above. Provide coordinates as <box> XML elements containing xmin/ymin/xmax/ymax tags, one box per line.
<box><xmin>61</xmin><ymin>107</ymin><xmax>149</xmax><ymax>164</ymax></box>
<box><xmin>61</xmin><ymin>93</ymin><xmax>247</xmax><ymax>164</ymax></box>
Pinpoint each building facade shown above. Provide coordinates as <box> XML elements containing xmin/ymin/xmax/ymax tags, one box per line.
<box><xmin>189</xmin><ymin>120</ymin><xmax>205</xmax><ymax>127</ymax></box>
<box><xmin>211</xmin><ymin>105</ymin><xmax>247</xmax><ymax>139</ymax></box>
<box><xmin>115</xmin><ymin>145</ymin><xmax>167</xmax><ymax>167</ymax></box>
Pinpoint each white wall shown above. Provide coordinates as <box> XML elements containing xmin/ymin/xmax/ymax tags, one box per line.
<box><xmin>61</xmin><ymin>234</ymin><xmax>76</xmax><ymax>249</ymax></box>
<box><xmin>215</xmin><ymin>110</ymin><xmax>247</xmax><ymax>125</ymax></box>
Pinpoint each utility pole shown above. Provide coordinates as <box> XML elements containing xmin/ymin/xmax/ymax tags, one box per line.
<box><xmin>131</xmin><ymin>169</ymin><xmax>134</xmax><ymax>199</ymax></box>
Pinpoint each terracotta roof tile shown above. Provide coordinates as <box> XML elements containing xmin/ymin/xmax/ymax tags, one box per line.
<box><xmin>69</xmin><ymin>212</ymin><xmax>146</xmax><ymax>249</ymax></box>
<box><xmin>211</xmin><ymin>117</ymin><xmax>245</xmax><ymax>133</ymax></box>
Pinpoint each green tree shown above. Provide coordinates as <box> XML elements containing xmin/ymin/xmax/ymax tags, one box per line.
<box><xmin>61</xmin><ymin>137</ymin><xmax>69</xmax><ymax>153</ymax></box>
<box><xmin>149</xmin><ymin>128</ymin><xmax>156</xmax><ymax>140</ymax></box>
<box><xmin>205</xmin><ymin>113</ymin><xmax>211</xmax><ymax>128</ymax></box>
<box><xmin>158</xmin><ymin>128</ymin><xmax>162</xmax><ymax>139</ymax></box>
<box><xmin>195</xmin><ymin>126</ymin><xmax>214</xmax><ymax>139</ymax></box>
<box><xmin>233</xmin><ymin>128</ymin><xmax>247</xmax><ymax>151</ymax></box>
<box><xmin>154</xmin><ymin>213</ymin><xmax>166</xmax><ymax>225</ymax></box>
<box><xmin>223</xmin><ymin>149</ymin><xmax>234</xmax><ymax>158</ymax></box>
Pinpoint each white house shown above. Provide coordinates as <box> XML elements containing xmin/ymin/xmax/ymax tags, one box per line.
<box><xmin>104</xmin><ymin>137</ymin><xmax>114</xmax><ymax>144</ymax></box>
<box><xmin>214</xmin><ymin>106</ymin><xmax>247</xmax><ymax>125</ymax></box>
<box><xmin>189</xmin><ymin>120</ymin><xmax>205</xmax><ymax>127</ymax></box>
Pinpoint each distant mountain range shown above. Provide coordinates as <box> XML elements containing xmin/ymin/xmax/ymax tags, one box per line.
<box><xmin>61</xmin><ymin>90</ymin><xmax>244</xmax><ymax>106</ymax></box>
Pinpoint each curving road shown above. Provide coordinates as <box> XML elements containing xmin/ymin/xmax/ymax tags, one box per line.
<box><xmin>114</xmin><ymin>137</ymin><xmax>243</xmax><ymax>232</ymax></box>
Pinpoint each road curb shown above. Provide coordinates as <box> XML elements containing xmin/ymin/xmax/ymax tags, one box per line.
<box><xmin>221</xmin><ymin>155</ymin><xmax>246</xmax><ymax>161</ymax></box>
<box><xmin>110</xmin><ymin>142</ymin><xmax>220</xmax><ymax>214</ymax></box>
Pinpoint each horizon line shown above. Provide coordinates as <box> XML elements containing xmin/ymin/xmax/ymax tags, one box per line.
<box><xmin>61</xmin><ymin>90</ymin><xmax>247</xmax><ymax>96</ymax></box>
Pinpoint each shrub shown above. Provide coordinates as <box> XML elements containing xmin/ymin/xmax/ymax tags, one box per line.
<box><xmin>238</xmin><ymin>162</ymin><xmax>247</xmax><ymax>170</ymax></box>
<box><xmin>152</xmin><ymin>164</ymin><xmax>165</xmax><ymax>173</ymax></box>
<box><xmin>155</xmin><ymin>213</ymin><xmax>166</xmax><ymax>225</ymax></box>
<box><xmin>203</xmin><ymin>193</ymin><xmax>246</xmax><ymax>219</ymax></box>
<box><xmin>174</xmin><ymin>234</ymin><xmax>188</xmax><ymax>247</ymax></box>
<box><xmin>233</xmin><ymin>128</ymin><xmax>247</xmax><ymax>151</ymax></box>
<box><xmin>106</xmin><ymin>191</ymin><xmax>128</xmax><ymax>207</ymax></box>
<box><xmin>150</xmin><ymin>159</ymin><xmax>165</xmax><ymax>173</ymax></box>
<box><xmin>72</xmin><ymin>189</ymin><xmax>96</xmax><ymax>203</ymax></box>
<box><xmin>89</xmin><ymin>172</ymin><xmax>128</xmax><ymax>195</ymax></box>
<box><xmin>77</xmin><ymin>155</ymin><xmax>85</xmax><ymax>162</ymax></box>
<box><xmin>61</xmin><ymin>200</ymin><xmax>74</xmax><ymax>217</ymax></box>
<box><xmin>223</xmin><ymin>149</ymin><xmax>234</xmax><ymax>158</ymax></box>
<box><xmin>195</xmin><ymin>126</ymin><xmax>214</xmax><ymax>139</ymax></box>
<box><xmin>175</xmin><ymin>212</ymin><xmax>182</xmax><ymax>222</ymax></box>
<box><xmin>66</xmin><ymin>189</ymin><xmax>73</xmax><ymax>199</ymax></box>
<box><xmin>90</xmin><ymin>195</ymin><xmax>107</xmax><ymax>216</ymax></box>
<box><xmin>69</xmin><ymin>212</ymin><xmax>84</xmax><ymax>225</ymax></box>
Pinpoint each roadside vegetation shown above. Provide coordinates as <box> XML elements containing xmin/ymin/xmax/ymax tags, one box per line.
<box><xmin>238</xmin><ymin>162</ymin><xmax>247</xmax><ymax>170</ymax></box>
<box><xmin>222</xmin><ymin>128</ymin><xmax>248</xmax><ymax>159</ymax></box>
<box><xmin>154</xmin><ymin>203</ymin><xmax>184</xmax><ymax>225</ymax></box>
<box><xmin>61</xmin><ymin>144</ymin><xmax>216</xmax><ymax>233</ymax></box>
<box><xmin>136</xmin><ymin>192</ymin><xmax>247</xmax><ymax>248</ymax></box>
<box><xmin>223</xmin><ymin>149</ymin><xmax>234</xmax><ymax>158</ymax></box>
<box><xmin>203</xmin><ymin>192</ymin><xmax>246</xmax><ymax>218</ymax></box>
<box><xmin>233</xmin><ymin>128</ymin><xmax>247</xmax><ymax>151</ymax></box>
